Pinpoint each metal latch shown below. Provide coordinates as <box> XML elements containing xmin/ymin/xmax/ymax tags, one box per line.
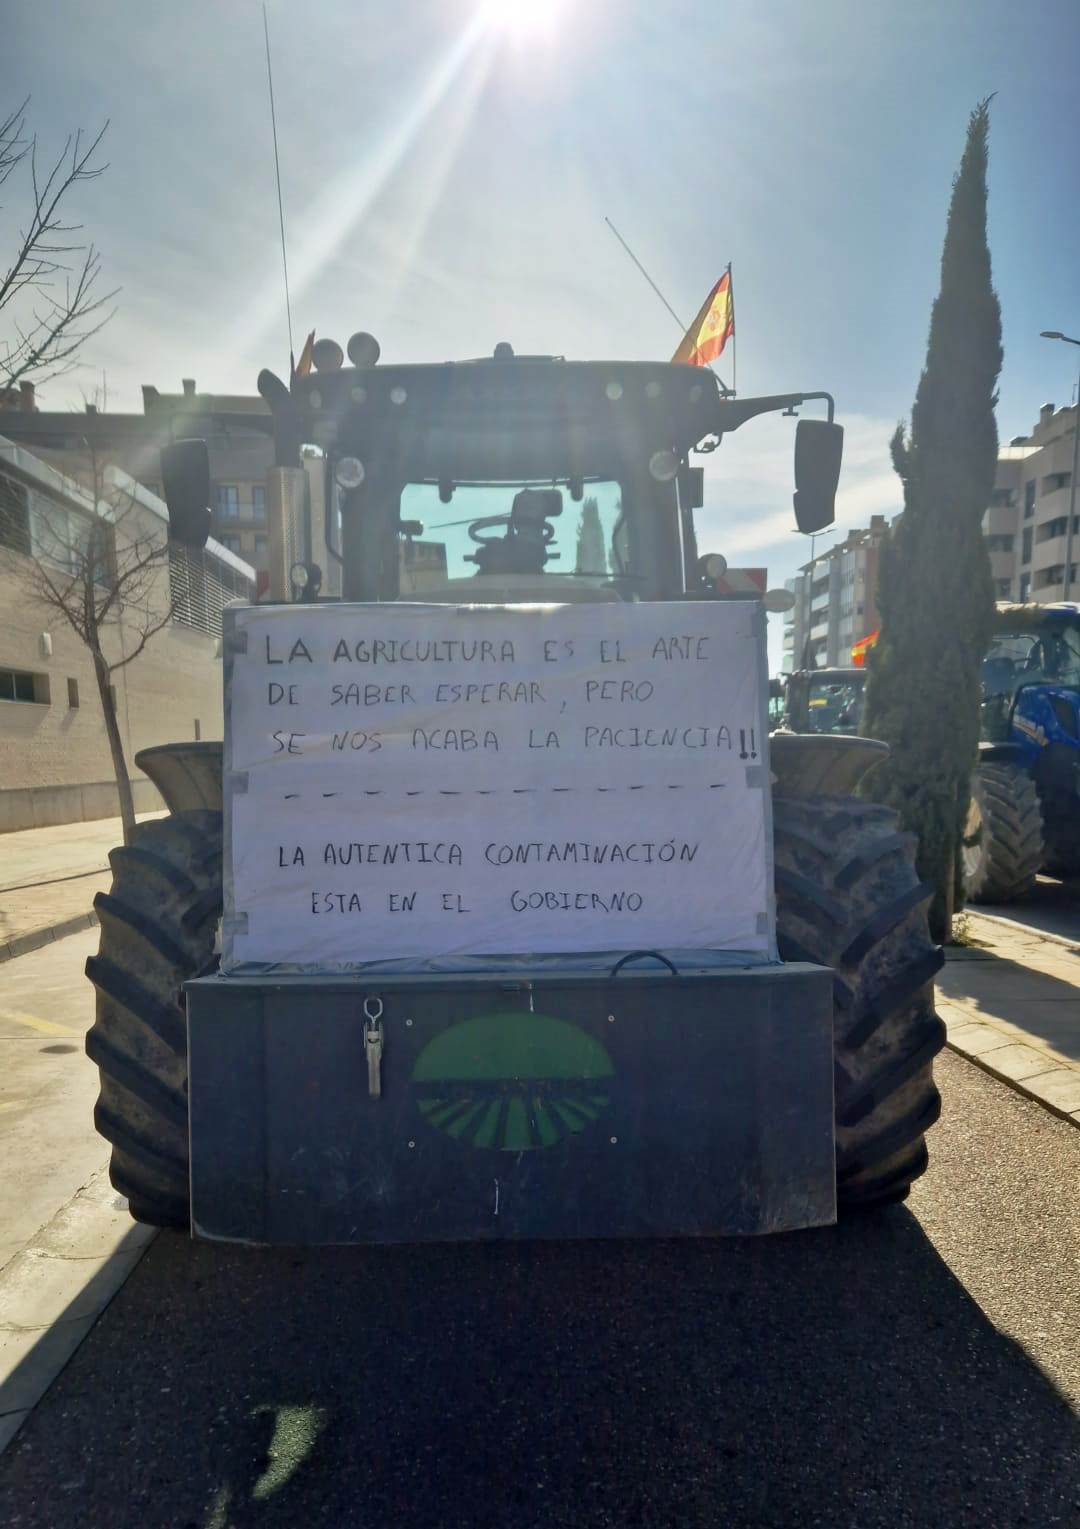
<box><xmin>364</xmin><ymin>996</ymin><xmax>384</xmax><ymax>1098</ymax></box>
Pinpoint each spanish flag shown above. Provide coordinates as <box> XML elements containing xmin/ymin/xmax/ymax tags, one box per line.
<box><xmin>294</xmin><ymin>329</ymin><xmax>316</xmax><ymax>379</ymax></box>
<box><xmin>851</xmin><ymin>629</ymin><xmax>880</xmax><ymax>667</ymax></box>
<box><xmin>672</xmin><ymin>271</ymin><xmax>734</xmax><ymax>367</ymax></box>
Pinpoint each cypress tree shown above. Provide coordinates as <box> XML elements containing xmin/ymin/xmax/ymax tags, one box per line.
<box><xmin>575</xmin><ymin>496</ymin><xmax>607</xmax><ymax>574</ymax></box>
<box><xmin>861</xmin><ymin>99</ymin><xmax>1001</xmax><ymax>940</ymax></box>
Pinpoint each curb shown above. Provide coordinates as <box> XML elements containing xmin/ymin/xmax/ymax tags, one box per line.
<box><xmin>962</xmin><ymin>909</ymin><xmax>1079</xmax><ymax>953</ymax></box>
<box><xmin>945</xmin><ymin>1029</ymin><xmax>1080</xmax><ymax>1129</ymax></box>
<box><xmin>0</xmin><ymin>911</ymin><xmax>99</xmax><ymax>965</ymax></box>
<box><xmin>0</xmin><ymin>1167</ymin><xmax>155</xmax><ymax>1458</ymax></box>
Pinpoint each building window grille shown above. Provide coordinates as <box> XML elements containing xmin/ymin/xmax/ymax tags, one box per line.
<box><xmin>169</xmin><ymin>542</ymin><xmax>254</xmax><ymax>636</ymax></box>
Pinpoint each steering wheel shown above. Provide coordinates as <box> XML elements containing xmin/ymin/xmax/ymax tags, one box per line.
<box><xmin>467</xmin><ymin>514</ymin><xmax>556</xmax><ymax>546</ymax></box>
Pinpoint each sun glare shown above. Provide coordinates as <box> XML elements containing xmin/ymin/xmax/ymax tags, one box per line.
<box><xmin>482</xmin><ymin>0</ymin><xmax>565</xmax><ymax>38</ymax></box>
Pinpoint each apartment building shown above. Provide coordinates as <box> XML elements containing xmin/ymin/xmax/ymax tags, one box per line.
<box><xmin>0</xmin><ymin>433</ymin><xmax>254</xmax><ymax>831</ymax></box>
<box><xmin>0</xmin><ymin>378</ymin><xmax>276</xmax><ymax>584</ymax></box>
<box><xmin>982</xmin><ymin>401</ymin><xmax>1078</xmax><ymax>603</ymax></box>
<box><xmin>782</xmin><ymin>515</ymin><xmax>891</xmax><ymax>671</ymax></box>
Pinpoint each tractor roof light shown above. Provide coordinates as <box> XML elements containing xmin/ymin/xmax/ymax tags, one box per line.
<box><xmin>335</xmin><ymin>456</ymin><xmax>365</xmax><ymax>490</ymax></box>
<box><xmin>347</xmin><ymin>332</ymin><xmax>381</xmax><ymax>368</ymax></box>
<box><xmin>311</xmin><ymin>338</ymin><xmax>344</xmax><ymax>372</ymax></box>
<box><xmin>649</xmin><ymin>449</ymin><xmax>679</xmax><ymax>483</ymax></box>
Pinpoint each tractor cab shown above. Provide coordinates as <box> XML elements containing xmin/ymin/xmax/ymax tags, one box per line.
<box><xmin>980</xmin><ymin>603</ymin><xmax>1080</xmax><ymax>745</ymax></box>
<box><xmin>163</xmin><ymin>336</ymin><xmax>844</xmax><ymax>607</ymax></box>
<box><xmin>782</xmin><ymin>666</ymin><xmax>866</xmax><ymax>736</ymax></box>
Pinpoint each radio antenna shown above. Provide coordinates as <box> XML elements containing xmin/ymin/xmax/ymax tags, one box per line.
<box><xmin>263</xmin><ymin>3</ymin><xmax>295</xmax><ymax>371</ymax></box>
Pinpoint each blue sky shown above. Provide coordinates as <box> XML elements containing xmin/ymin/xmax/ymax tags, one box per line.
<box><xmin>5</xmin><ymin>0</ymin><xmax>1080</xmax><ymax>667</ymax></box>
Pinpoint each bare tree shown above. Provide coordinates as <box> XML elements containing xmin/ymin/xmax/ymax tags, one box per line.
<box><xmin>3</xmin><ymin>451</ymin><xmax>176</xmax><ymax>842</ymax></box>
<box><xmin>0</xmin><ymin>99</ymin><xmax>117</xmax><ymax>391</ymax></box>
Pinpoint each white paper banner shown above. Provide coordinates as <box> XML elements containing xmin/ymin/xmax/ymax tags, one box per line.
<box><xmin>222</xmin><ymin>601</ymin><xmax>772</xmax><ymax>969</ymax></box>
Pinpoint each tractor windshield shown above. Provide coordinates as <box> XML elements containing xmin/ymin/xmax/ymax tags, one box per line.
<box><xmin>982</xmin><ymin>623</ymin><xmax>1080</xmax><ymax>696</ymax></box>
<box><xmin>395</xmin><ymin>478</ymin><xmax>637</xmax><ymax>601</ymax></box>
<box><xmin>803</xmin><ymin>674</ymin><xmax>866</xmax><ymax>734</ymax></box>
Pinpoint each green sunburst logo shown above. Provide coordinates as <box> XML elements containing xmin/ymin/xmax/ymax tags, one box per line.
<box><xmin>411</xmin><ymin>1012</ymin><xmax>614</xmax><ymax>1151</ymax></box>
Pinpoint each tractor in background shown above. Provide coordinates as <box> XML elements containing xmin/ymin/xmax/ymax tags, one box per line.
<box><xmin>777</xmin><ymin>602</ymin><xmax>1080</xmax><ymax>904</ymax></box>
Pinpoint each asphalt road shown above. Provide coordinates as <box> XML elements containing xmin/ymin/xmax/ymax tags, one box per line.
<box><xmin>1</xmin><ymin>1050</ymin><xmax>1078</xmax><ymax>1529</ymax></box>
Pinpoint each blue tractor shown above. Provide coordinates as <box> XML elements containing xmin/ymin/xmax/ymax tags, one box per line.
<box><xmin>964</xmin><ymin>602</ymin><xmax>1080</xmax><ymax>900</ymax></box>
<box><xmin>777</xmin><ymin>603</ymin><xmax>1080</xmax><ymax>904</ymax></box>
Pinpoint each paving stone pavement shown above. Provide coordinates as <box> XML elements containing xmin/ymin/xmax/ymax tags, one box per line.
<box><xmin>0</xmin><ymin>815</ymin><xmax>163</xmax><ymax>961</ymax></box>
<box><xmin>938</xmin><ymin>909</ymin><xmax>1080</xmax><ymax>1126</ymax></box>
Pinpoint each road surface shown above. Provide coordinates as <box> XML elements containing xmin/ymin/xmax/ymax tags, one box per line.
<box><xmin>1</xmin><ymin>1049</ymin><xmax>1078</xmax><ymax>1529</ymax></box>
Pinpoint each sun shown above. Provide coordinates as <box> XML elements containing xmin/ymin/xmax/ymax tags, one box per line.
<box><xmin>481</xmin><ymin>0</ymin><xmax>566</xmax><ymax>38</ymax></box>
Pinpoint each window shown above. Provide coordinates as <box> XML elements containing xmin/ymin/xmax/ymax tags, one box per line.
<box><xmin>995</xmin><ymin>578</ymin><xmax>1012</xmax><ymax>597</ymax></box>
<box><xmin>67</xmin><ymin>677</ymin><xmax>79</xmax><ymax>708</ymax></box>
<box><xmin>0</xmin><ymin>668</ymin><xmax>49</xmax><ymax>703</ymax></box>
<box><xmin>254</xmin><ymin>534</ymin><xmax>268</xmax><ymax>556</ymax></box>
<box><xmin>216</xmin><ymin>485</ymin><xmax>240</xmax><ymax>519</ymax></box>
<box><xmin>1022</xmin><ymin>527</ymin><xmax>1033</xmax><ymax>564</ymax></box>
<box><xmin>1024</xmin><ymin>480</ymin><xmax>1036</xmax><ymax>518</ymax></box>
<box><xmin>989</xmin><ymin>488</ymin><xmax>1015</xmax><ymax>508</ymax></box>
<box><xmin>0</xmin><ymin>470</ymin><xmax>113</xmax><ymax>584</ymax></box>
<box><xmin>1019</xmin><ymin>572</ymin><xmax>1031</xmax><ymax>600</ymax></box>
<box><xmin>219</xmin><ymin>533</ymin><xmax>242</xmax><ymax>553</ymax></box>
<box><xmin>985</xmin><ymin>534</ymin><xmax>1014</xmax><ymax>553</ymax></box>
<box><xmin>1043</xmin><ymin>472</ymin><xmax>1071</xmax><ymax>494</ymax></box>
<box><xmin>251</xmin><ymin>485</ymin><xmax>266</xmax><ymax>522</ymax></box>
<box><xmin>1037</xmin><ymin>517</ymin><xmax>1074</xmax><ymax>544</ymax></box>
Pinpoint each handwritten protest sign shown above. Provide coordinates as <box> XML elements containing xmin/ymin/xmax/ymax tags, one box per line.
<box><xmin>221</xmin><ymin>601</ymin><xmax>772</xmax><ymax>970</ymax></box>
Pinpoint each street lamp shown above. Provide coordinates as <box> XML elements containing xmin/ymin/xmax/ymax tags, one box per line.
<box><xmin>1039</xmin><ymin>330</ymin><xmax>1080</xmax><ymax>602</ymax></box>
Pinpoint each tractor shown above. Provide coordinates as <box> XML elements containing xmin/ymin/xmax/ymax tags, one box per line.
<box><xmin>84</xmin><ymin>339</ymin><xmax>944</xmax><ymax>1242</ymax></box>
<box><xmin>778</xmin><ymin>602</ymin><xmax>1080</xmax><ymax>905</ymax></box>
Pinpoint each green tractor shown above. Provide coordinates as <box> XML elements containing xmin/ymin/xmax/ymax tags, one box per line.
<box><xmin>85</xmin><ymin>341</ymin><xmax>944</xmax><ymax>1241</ymax></box>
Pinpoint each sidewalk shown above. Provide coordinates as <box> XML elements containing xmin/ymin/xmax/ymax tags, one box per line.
<box><xmin>938</xmin><ymin>910</ymin><xmax>1080</xmax><ymax>1125</ymax></box>
<box><xmin>0</xmin><ymin>814</ymin><xmax>163</xmax><ymax>962</ymax></box>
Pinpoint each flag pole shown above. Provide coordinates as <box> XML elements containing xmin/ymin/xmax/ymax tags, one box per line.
<box><xmin>727</xmin><ymin>262</ymin><xmax>736</xmax><ymax>395</ymax></box>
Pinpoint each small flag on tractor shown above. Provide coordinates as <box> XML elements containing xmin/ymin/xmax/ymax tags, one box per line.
<box><xmin>672</xmin><ymin>270</ymin><xmax>734</xmax><ymax>368</ymax></box>
<box><xmin>294</xmin><ymin>330</ymin><xmax>316</xmax><ymax>379</ymax></box>
<box><xmin>851</xmin><ymin>629</ymin><xmax>879</xmax><ymax>667</ymax></box>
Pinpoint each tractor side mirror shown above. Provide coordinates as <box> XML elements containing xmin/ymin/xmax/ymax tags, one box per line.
<box><xmin>161</xmin><ymin>439</ymin><xmax>211</xmax><ymax>548</ymax></box>
<box><xmin>793</xmin><ymin>419</ymin><xmax>843</xmax><ymax>534</ymax></box>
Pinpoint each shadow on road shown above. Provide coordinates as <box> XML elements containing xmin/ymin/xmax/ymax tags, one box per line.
<box><xmin>973</xmin><ymin>873</ymin><xmax>1080</xmax><ymax>949</ymax></box>
<box><xmin>1</xmin><ymin>1207</ymin><xmax>1078</xmax><ymax>1528</ymax></box>
<box><xmin>939</xmin><ymin>944</ymin><xmax>1080</xmax><ymax>1063</ymax></box>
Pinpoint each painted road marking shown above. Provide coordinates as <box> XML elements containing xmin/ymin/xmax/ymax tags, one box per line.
<box><xmin>0</xmin><ymin>1011</ymin><xmax>78</xmax><ymax>1038</ymax></box>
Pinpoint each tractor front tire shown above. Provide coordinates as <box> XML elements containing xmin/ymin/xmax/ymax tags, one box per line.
<box><xmin>963</xmin><ymin>761</ymin><xmax>1044</xmax><ymax>903</ymax></box>
<box><xmin>773</xmin><ymin>796</ymin><xmax>946</xmax><ymax>1209</ymax></box>
<box><xmin>85</xmin><ymin>811</ymin><xmax>223</xmax><ymax>1227</ymax></box>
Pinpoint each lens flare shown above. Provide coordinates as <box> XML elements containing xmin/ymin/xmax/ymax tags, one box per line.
<box><xmin>482</xmin><ymin>0</ymin><xmax>565</xmax><ymax>37</ymax></box>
